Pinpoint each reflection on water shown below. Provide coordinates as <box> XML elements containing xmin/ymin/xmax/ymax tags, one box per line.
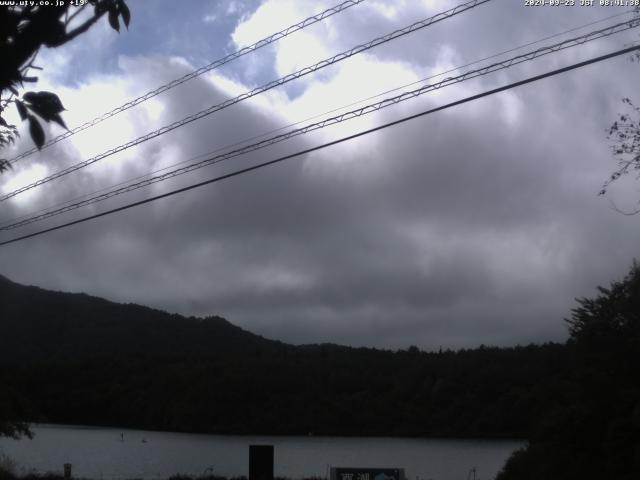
<box><xmin>0</xmin><ymin>425</ymin><xmax>523</xmax><ymax>480</ymax></box>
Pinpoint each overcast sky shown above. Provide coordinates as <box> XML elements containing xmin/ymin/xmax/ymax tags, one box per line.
<box><xmin>1</xmin><ymin>0</ymin><xmax>639</xmax><ymax>349</ymax></box>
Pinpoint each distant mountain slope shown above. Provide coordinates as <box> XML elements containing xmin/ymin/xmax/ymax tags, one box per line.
<box><xmin>0</xmin><ymin>274</ymin><xmax>281</xmax><ymax>365</ymax></box>
<box><xmin>0</xmin><ymin>274</ymin><xmax>568</xmax><ymax>439</ymax></box>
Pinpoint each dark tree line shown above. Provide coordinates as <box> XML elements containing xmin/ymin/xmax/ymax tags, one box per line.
<box><xmin>497</xmin><ymin>261</ymin><xmax>640</xmax><ymax>480</ymax></box>
<box><xmin>0</xmin><ymin>274</ymin><xmax>567</xmax><ymax>439</ymax></box>
<box><xmin>2</xmin><ymin>261</ymin><xmax>640</xmax><ymax>478</ymax></box>
<box><xmin>0</xmin><ymin>343</ymin><xmax>569</xmax><ymax>439</ymax></box>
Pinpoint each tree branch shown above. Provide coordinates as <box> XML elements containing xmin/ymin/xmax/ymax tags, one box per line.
<box><xmin>607</xmin><ymin>198</ymin><xmax>640</xmax><ymax>216</ymax></box>
<box><xmin>65</xmin><ymin>4</ymin><xmax>88</xmax><ymax>27</ymax></box>
<box><xmin>63</xmin><ymin>10</ymin><xmax>106</xmax><ymax>43</ymax></box>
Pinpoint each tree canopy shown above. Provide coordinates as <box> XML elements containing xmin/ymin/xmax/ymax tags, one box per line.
<box><xmin>498</xmin><ymin>260</ymin><xmax>640</xmax><ymax>480</ymax></box>
<box><xmin>0</xmin><ymin>0</ymin><xmax>130</xmax><ymax>172</ymax></box>
<box><xmin>567</xmin><ymin>259</ymin><xmax>640</xmax><ymax>347</ymax></box>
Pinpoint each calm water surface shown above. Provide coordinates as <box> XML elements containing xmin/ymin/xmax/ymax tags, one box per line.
<box><xmin>0</xmin><ymin>425</ymin><xmax>523</xmax><ymax>480</ymax></box>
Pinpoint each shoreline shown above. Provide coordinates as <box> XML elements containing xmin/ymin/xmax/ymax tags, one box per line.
<box><xmin>15</xmin><ymin>423</ymin><xmax>526</xmax><ymax>443</ymax></box>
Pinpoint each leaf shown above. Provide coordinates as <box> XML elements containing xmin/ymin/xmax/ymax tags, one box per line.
<box><xmin>118</xmin><ymin>0</ymin><xmax>130</xmax><ymax>28</ymax></box>
<box><xmin>22</xmin><ymin>92</ymin><xmax>37</xmax><ymax>103</ymax></box>
<box><xmin>23</xmin><ymin>92</ymin><xmax>68</xmax><ymax>128</ymax></box>
<box><xmin>28</xmin><ymin>115</ymin><xmax>45</xmax><ymax>149</ymax></box>
<box><xmin>108</xmin><ymin>9</ymin><xmax>120</xmax><ymax>32</ymax></box>
<box><xmin>24</xmin><ymin>103</ymin><xmax>49</xmax><ymax>121</ymax></box>
<box><xmin>50</xmin><ymin>113</ymin><xmax>68</xmax><ymax>130</ymax></box>
<box><xmin>0</xmin><ymin>159</ymin><xmax>12</xmax><ymax>174</ymax></box>
<box><xmin>15</xmin><ymin>100</ymin><xmax>28</xmax><ymax>121</ymax></box>
<box><xmin>24</xmin><ymin>91</ymin><xmax>65</xmax><ymax>114</ymax></box>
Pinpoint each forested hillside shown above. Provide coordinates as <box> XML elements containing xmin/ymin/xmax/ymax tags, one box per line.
<box><xmin>0</xmin><ymin>274</ymin><xmax>280</xmax><ymax>363</ymax></box>
<box><xmin>2</xmin><ymin>264</ymin><xmax>639</xmax><ymax>480</ymax></box>
<box><xmin>1</xmin><ymin>274</ymin><xmax>565</xmax><ymax>438</ymax></box>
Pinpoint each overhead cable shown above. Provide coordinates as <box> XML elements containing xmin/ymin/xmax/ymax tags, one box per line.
<box><xmin>7</xmin><ymin>0</ymin><xmax>367</xmax><ymax>165</ymax></box>
<box><xmin>2</xmin><ymin>17</ymin><xmax>638</xmax><ymax>231</ymax></box>
<box><xmin>0</xmin><ymin>0</ymin><xmax>491</xmax><ymax>203</ymax></box>
<box><xmin>1</xmin><ymin>44</ymin><xmax>637</xmax><ymax>247</ymax></box>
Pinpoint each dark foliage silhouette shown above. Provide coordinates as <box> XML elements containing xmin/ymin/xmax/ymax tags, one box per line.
<box><xmin>0</xmin><ymin>1</ymin><xmax>130</xmax><ymax>437</ymax></box>
<box><xmin>0</xmin><ymin>0</ymin><xmax>130</xmax><ymax>171</ymax></box>
<box><xmin>600</xmin><ymin>7</ymin><xmax>640</xmax><ymax>208</ymax></box>
<box><xmin>2</xmin><ymin>263</ymin><xmax>639</xmax><ymax>479</ymax></box>
<box><xmin>0</xmin><ymin>274</ymin><xmax>566</xmax><ymax>438</ymax></box>
<box><xmin>497</xmin><ymin>261</ymin><xmax>640</xmax><ymax>480</ymax></box>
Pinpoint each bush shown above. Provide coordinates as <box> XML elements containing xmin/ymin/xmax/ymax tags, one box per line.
<box><xmin>0</xmin><ymin>454</ymin><xmax>17</xmax><ymax>480</ymax></box>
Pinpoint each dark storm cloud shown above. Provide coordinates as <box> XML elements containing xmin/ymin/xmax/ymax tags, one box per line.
<box><xmin>1</xmin><ymin>0</ymin><xmax>639</xmax><ymax>349</ymax></box>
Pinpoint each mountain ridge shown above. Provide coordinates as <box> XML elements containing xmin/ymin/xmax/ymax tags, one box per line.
<box><xmin>0</xmin><ymin>273</ymin><xmax>567</xmax><ymax>439</ymax></box>
<box><xmin>0</xmin><ymin>274</ymin><xmax>282</xmax><ymax>365</ymax></box>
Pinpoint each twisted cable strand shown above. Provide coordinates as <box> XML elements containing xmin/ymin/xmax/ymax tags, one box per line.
<box><xmin>7</xmin><ymin>0</ymin><xmax>367</xmax><ymax>165</ymax></box>
<box><xmin>0</xmin><ymin>0</ymin><xmax>491</xmax><ymax>202</ymax></box>
<box><xmin>2</xmin><ymin>45</ymin><xmax>638</xmax><ymax>247</ymax></box>
<box><xmin>4</xmin><ymin>16</ymin><xmax>637</xmax><ymax>231</ymax></box>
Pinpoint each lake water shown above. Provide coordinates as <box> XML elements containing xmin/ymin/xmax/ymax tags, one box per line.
<box><xmin>0</xmin><ymin>425</ymin><xmax>523</xmax><ymax>480</ymax></box>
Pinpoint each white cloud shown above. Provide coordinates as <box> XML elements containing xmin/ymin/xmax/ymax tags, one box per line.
<box><xmin>203</xmin><ymin>14</ymin><xmax>218</xmax><ymax>24</ymax></box>
<box><xmin>0</xmin><ymin>163</ymin><xmax>49</xmax><ymax>206</ymax></box>
<box><xmin>369</xmin><ymin>0</ymin><xmax>401</xmax><ymax>20</ymax></box>
<box><xmin>227</xmin><ymin>1</ymin><xmax>240</xmax><ymax>15</ymax></box>
<box><xmin>231</xmin><ymin>0</ymin><xmax>308</xmax><ymax>48</ymax></box>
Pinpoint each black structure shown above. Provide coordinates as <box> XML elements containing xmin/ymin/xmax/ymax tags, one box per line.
<box><xmin>249</xmin><ymin>445</ymin><xmax>274</xmax><ymax>480</ymax></box>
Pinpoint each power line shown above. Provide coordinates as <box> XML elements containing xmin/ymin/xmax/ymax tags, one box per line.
<box><xmin>0</xmin><ymin>0</ymin><xmax>491</xmax><ymax>203</ymax></box>
<box><xmin>3</xmin><ymin>17</ymin><xmax>637</xmax><ymax>230</ymax></box>
<box><xmin>3</xmin><ymin>5</ymin><xmax>635</xmax><ymax>230</ymax></box>
<box><xmin>3</xmin><ymin>17</ymin><xmax>637</xmax><ymax>231</ymax></box>
<box><xmin>6</xmin><ymin>0</ymin><xmax>367</xmax><ymax>165</ymax></box>
<box><xmin>1</xmin><ymin>44</ymin><xmax>637</xmax><ymax>248</ymax></box>
<box><xmin>8</xmin><ymin>4</ymin><xmax>631</xmax><ymax>228</ymax></box>
<box><xmin>336</xmin><ymin>9</ymin><xmax>637</xmax><ymax>113</ymax></box>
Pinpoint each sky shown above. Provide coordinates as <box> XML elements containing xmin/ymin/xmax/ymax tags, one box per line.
<box><xmin>1</xmin><ymin>0</ymin><xmax>640</xmax><ymax>350</ymax></box>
